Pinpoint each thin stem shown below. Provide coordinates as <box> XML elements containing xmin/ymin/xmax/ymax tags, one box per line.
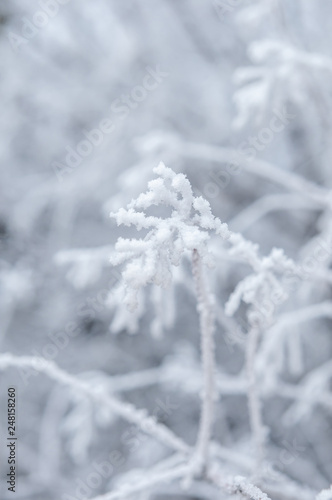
<box><xmin>246</xmin><ymin>326</ymin><xmax>265</xmax><ymax>475</ymax></box>
<box><xmin>191</xmin><ymin>249</ymin><xmax>216</xmax><ymax>473</ymax></box>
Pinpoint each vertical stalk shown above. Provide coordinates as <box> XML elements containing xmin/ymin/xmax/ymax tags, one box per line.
<box><xmin>191</xmin><ymin>249</ymin><xmax>216</xmax><ymax>473</ymax></box>
<box><xmin>246</xmin><ymin>325</ymin><xmax>265</xmax><ymax>475</ymax></box>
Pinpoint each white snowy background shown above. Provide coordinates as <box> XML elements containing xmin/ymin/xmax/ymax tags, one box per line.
<box><xmin>0</xmin><ymin>1</ymin><xmax>332</xmax><ymax>499</ymax></box>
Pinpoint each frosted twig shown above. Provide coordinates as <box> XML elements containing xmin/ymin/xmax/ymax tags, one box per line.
<box><xmin>110</xmin><ymin>162</ymin><xmax>230</xmax><ymax>311</ymax></box>
<box><xmin>207</xmin><ymin>465</ymin><xmax>271</xmax><ymax>500</ymax></box>
<box><xmin>190</xmin><ymin>248</ymin><xmax>216</xmax><ymax>475</ymax></box>
<box><xmin>110</xmin><ymin>164</ymin><xmax>230</xmax><ymax>477</ymax></box>
<box><xmin>224</xmin><ymin>241</ymin><xmax>295</xmax><ymax>476</ymax></box>
<box><xmin>229</xmin><ymin>476</ymin><xmax>271</xmax><ymax>500</ymax></box>
<box><xmin>0</xmin><ymin>354</ymin><xmax>317</xmax><ymax>499</ymax></box>
<box><xmin>0</xmin><ymin>353</ymin><xmax>189</xmax><ymax>454</ymax></box>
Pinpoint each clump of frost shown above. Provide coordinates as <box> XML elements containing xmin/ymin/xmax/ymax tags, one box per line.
<box><xmin>225</xmin><ymin>234</ymin><xmax>296</xmax><ymax>327</ymax></box>
<box><xmin>110</xmin><ymin>162</ymin><xmax>230</xmax><ymax>312</ymax></box>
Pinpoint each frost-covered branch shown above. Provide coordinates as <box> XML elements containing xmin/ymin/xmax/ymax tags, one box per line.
<box><xmin>110</xmin><ymin>162</ymin><xmax>230</xmax><ymax>310</ymax></box>
<box><xmin>208</xmin><ymin>465</ymin><xmax>271</xmax><ymax>500</ymax></box>
<box><xmin>0</xmin><ymin>353</ymin><xmax>189</xmax><ymax>454</ymax></box>
<box><xmin>110</xmin><ymin>163</ymin><xmax>230</xmax><ymax>476</ymax></box>
<box><xmin>225</xmin><ymin>235</ymin><xmax>296</xmax><ymax>473</ymax></box>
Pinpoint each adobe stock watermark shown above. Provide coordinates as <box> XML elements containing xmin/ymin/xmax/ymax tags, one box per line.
<box><xmin>17</xmin><ymin>269</ymin><xmax>121</xmax><ymax>386</ymax></box>
<box><xmin>263</xmin><ymin>437</ymin><xmax>306</xmax><ymax>483</ymax></box>
<box><xmin>7</xmin><ymin>0</ymin><xmax>71</xmax><ymax>51</ymax></box>
<box><xmin>201</xmin><ymin>105</ymin><xmax>296</xmax><ymax>200</ymax></box>
<box><xmin>61</xmin><ymin>396</ymin><xmax>179</xmax><ymax>500</ymax></box>
<box><xmin>52</xmin><ymin>65</ymin><xmax>169</xmax><ymax>182</ymax></box>
<box><xmin>223</xmin><ymin>317</ymin><xmax>247</xmax><ymax>353</ymax></box>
